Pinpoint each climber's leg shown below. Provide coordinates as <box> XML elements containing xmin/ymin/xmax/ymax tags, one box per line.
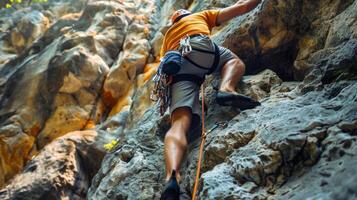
<box><xmin>216</xmin><ymin>52</ymin><xmax>261</xmax><ymax>109</ymax></box>
<box><xmin>219</xmin><ymin>53</ymin><xmax>245</xmax><ymax>94</ymax></box>
<box><xmin>164</xmin><ymin>107</ymin><xmax>192</xmax><ymax>182</ymax></box>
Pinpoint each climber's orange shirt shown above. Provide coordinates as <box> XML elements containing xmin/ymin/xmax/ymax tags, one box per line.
<box><xmin>160</xmin><ymin>10</ymin><xmax>220</xmax><ymax>58</ymax></box>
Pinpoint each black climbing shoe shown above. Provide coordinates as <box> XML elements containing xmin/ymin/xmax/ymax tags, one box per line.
<box><xmin>160</xmin><ymin>170</ymin><xmax>180</xmax><ymax>200</ymax></box>
<box><xmin>216</xmin><ymin>91</ymin><xmax>261</xmax><ymax>110</ymax></box>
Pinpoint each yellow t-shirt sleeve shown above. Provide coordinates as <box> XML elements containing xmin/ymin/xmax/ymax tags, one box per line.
<box><xmin>200</xmin><ymin>10</ymin><xmax>220</xmax><ymax>30</ymax></box>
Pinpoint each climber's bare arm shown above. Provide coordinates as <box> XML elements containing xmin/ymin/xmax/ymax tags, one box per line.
<box><xmin>216</xmin><ymin>0</ymin><xmax>262</xmax><ymax>25</ymax></box>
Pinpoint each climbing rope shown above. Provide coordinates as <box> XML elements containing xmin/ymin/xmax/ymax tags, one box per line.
<box><xmin>191</xmin><ymin>84</ymin><xmax>226</xmax><ymax>199</ymax></box>
<box><xmin>191</xmin><ymin>83</ymin><xmax>206</xmax><ymax>200</ymax></box>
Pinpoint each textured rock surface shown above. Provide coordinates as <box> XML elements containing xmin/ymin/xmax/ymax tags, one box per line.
<box><xmin>0</xmin><ymin>0</ymin><xmax>356</xmax><ymax>199</ymax></box>
<box><xmin>0</xmin><ymin>130</ymin><xmax>105</xmax><ymax>200</ymax></box>
<box><xmin>0</xmin><ymin>0</ymin><xmax>87</xmax><ymax>67</ymax></box>
<box><xmin>197</xmin><ymin>81</ymin><xmax>357</xmax><ymax>199</ymax></box>
<box><xmin>0</xmin><ymin>0</ymin><xmax>153</xmax><ymax>188</ymax></box>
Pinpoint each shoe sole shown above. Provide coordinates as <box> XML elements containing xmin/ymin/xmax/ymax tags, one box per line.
<box><xmin>216</xmin><ymin>92</ymin><xmax>261</xmax><ymax>110</ymax></box>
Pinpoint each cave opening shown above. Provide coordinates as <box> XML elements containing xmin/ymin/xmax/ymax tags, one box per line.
<box><xmin>244</xmin><ymin>39</ymin><xmax>300</xmax><ymax>82</ymax></box>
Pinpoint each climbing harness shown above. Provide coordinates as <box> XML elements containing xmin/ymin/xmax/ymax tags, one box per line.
<box><xmin>150</xmin><ymin>34</ymin><xmax>220</xmax><ymax>116</ymax></box>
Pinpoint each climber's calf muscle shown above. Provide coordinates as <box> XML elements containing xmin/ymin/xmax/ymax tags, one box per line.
<box><xmin>216</xmin><ymin>0</ymin><xmax>262</xmax><ymax>25</ymax></box>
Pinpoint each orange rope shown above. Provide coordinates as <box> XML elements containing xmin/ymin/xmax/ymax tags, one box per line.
<box><xmin>192</xmin><ymin>84</ymin><xmax>206</xmax><ymax>200</ymax></box>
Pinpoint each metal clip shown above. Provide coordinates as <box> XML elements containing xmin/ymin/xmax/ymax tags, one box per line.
<box><xmin>180</xmin><ymin>35</ymin><xmax>192</xmax><ymax>57</ymax></box>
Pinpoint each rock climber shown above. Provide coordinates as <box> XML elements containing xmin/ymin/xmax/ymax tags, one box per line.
<box><xmin>159</xmin><ymin>0</ymin><xmax>262</xmax><ymax>199</ymax></box>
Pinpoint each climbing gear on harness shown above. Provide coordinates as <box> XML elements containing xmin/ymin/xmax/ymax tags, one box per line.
<box><xmin>180</xmin><ymin>35</ymin><xmax>221</xmax><ymax>75</ymax></box>
<box><xmin>161</xmin><ymin>51</ymin><xmax>182</xmax><ymax>75</ymax></box>
<box><xmin>150</xmin><ymin>50</ymin><xmax>185</xmax><ymax>116</ymax></box>
<box><xmin>160</xmin><ymin>170</ymin><xmax>180</xmax><ymax>200</ymax></box>
<box><xmin>216</xmin><ymin>91</ymin><xmax>261</xmax><ymax>110</ymax></box>
<box><xmin>180</xmin><ymin>35</ymin><xmax>192</xmax><ymax>56</ymax></box>
<box><xmin>150</xmin><ymin>72</ymin><xmax>172</xmax><ymax>116</ymax></box>
<box><xmin>171</xmin><ymin>9</ymin><xmax>192</xmax><ymax>24</ymax></box>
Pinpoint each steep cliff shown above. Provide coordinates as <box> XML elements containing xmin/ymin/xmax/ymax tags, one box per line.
<box><xmin>0</xmin><ymin>0</ymin><xmax>356</xmax><ymax>199</ymax></box>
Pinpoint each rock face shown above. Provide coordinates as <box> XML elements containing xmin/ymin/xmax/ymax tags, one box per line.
<box><xmin>0</xmin><ymin>0</ymin><xmax>356</xmax><ymax>199</ymax></box>
<box><xmin>0</xmin><ymin>130</ymin><xmax>105</xmax><ymax>200</ymax></box>
<box><xmin>198</xmin><ymin>81</ymin><xmax>357</xmax><ymax>199</ymax></box>
<box><xmin>0</xmin><ymin>0</ymin><xmax>153</xmax><ymax>189</ymax></box>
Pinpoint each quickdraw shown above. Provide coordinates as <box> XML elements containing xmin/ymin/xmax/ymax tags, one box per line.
<box><xmin>179</xmin><ymin>34</ymin><xmax>192</xmax><ymax>56</ymax></box>
<box><xmin>150</xmin><ymin>71</ymin><xmax>172</xmax><ymax>116</ymax></box>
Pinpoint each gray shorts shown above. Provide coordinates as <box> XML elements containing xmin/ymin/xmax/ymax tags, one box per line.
<box><xmin>169</xmin><ymin>35</ymin><xmax>235</xmax><ymax>118</ymax></box>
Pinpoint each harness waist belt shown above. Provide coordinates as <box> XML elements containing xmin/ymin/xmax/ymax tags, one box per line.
<box><xmin>189</xmin><ymin>34</ymin><xmax>208</xmax><ymax>39</ymax></box>
<box><xmin>171</xmin><ymin>74</ymin><xmax>204</xmax><ymax>86</ymax></box>
<box><xmin>170</xmin><ymin>38</ymin><xmax>220</xmax><ymax>86</ymax></box>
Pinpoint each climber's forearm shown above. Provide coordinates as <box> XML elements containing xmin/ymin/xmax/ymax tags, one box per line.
<box><xmin>216</xmin><ymin>0</ymin><xmax>262</xmax><ymax>25</ymax></box>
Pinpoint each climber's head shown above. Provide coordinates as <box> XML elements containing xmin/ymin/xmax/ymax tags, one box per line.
<box><xmin>171</xmin><ymin>9</ymin><xmax>191</xmax><ymax>24</ymax></box>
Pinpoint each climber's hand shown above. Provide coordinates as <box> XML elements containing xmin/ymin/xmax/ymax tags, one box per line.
<box><xmin>216</xmin><ymin>0</ymin><xmax>262</xmax><ymax>25</ymax></box>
